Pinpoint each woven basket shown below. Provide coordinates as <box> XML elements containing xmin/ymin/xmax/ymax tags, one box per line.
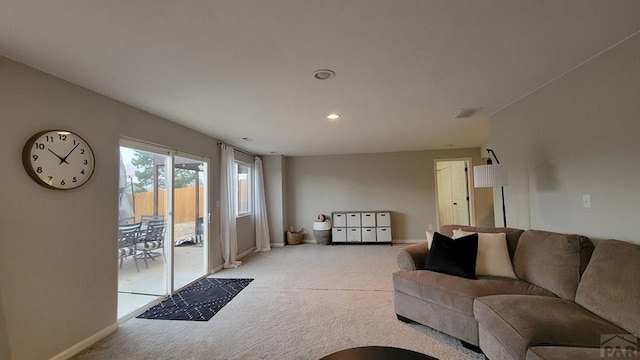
<box><xmin>287</xmin><ymin>230</ymin><xmax>304</xmax><ymax>245</ymax></box>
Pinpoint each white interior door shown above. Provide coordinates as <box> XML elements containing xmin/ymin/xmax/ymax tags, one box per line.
<box><xmin>436</xmin><ymin>166</ymin><xmax>454</xmax><ymax>226</ymax></box>
<box><xmin>436</xmin><ymin>160</ymin><xmax>471</xmax><ymax>227</ymax></box>
<box><xmin>450</xmin><ymin>161</ymin><xmax>470</xmax><ymax>225</ymax></box>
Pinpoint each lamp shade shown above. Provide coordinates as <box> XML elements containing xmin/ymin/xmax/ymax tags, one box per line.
<box><xmin>474</xmin><ymin>164</ymin><xmax>508</xmax><ymax>188</ymax></box>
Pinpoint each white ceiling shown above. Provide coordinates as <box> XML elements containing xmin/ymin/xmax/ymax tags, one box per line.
<box><xmin>1</xmin><ymin>1</ymin><xmax>639</xmax><ymax>156</ymax></box>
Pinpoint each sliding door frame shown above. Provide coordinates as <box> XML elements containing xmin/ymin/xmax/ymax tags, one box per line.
<box><xmin>119</xmin><ymin>138</ymin><xmax>210</xmax><ymax>295</ymax></box>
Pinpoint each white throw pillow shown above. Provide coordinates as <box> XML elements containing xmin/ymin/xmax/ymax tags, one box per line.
<box><xmin>453</xmin><ymin>229</ymin><xmax>517</xmax><ymax>279</ymax></box>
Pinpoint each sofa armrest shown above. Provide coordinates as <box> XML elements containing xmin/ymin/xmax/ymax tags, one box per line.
<box><xmin>397</xmin><ymin>242</ymin><xmax>429</xmax><ymax>270</ymax></box>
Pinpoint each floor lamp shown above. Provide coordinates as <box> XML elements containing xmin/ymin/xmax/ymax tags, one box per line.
<box><xmin>473</xmin><ymin>149</ymin><xmax>509</xmax><ymax>227</ymax></box>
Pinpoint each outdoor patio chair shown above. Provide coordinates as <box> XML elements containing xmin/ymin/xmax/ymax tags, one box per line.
<box><xmin>140</xmin><ymin>214</ymin><xmax>165</xmax><ymax>227</ymax></box>
<box><xmin>118</xmin><ymin>222</ymin><xmax>142</xmax><ymax>272</ymax></box>
<box><xmin>137</xmin><ymin>219</ymin><xmax>165</xmax><ymax>266</ymax></box>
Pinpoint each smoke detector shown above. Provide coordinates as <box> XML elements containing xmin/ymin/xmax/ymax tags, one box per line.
<box><xmin>453</xmin><ymin>107</ymin><xmax>482</xmax><ymax>119</ymax></box>
<box><xmin>313</xmin><ymin>69</ymin><xmax>336</xmax><ymax>80</ymax></box>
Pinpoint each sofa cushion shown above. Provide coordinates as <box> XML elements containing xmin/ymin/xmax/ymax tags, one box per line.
<box><xmin>440</xmin><ymin>225</ymin><xmax>524</xmax><ymax>259</ymax></box>
<box><xmin>512</xmin><ymin>230</ymin><xmax>594</xmax><ymax>300</ymax></box>
<box><xmin>575</xmin><ymin>239</ymin><xmax>640</xmax><ymax>337</ymax></box>
<box><xmin>454</xmin><ymin>229</ymin><xmax>517</xmax><ymax>278</ymax></box>
<box><xmin>474</xmin><ymin>295</ymin><xmax>629</xmax><ymax>360</ymax></box>
<box><xmin>527</xmin><ymin>346</ymin><xmax>639</xmax><ymax>360</ymax></box>
<box><xmin>392</xmin><ymin>270</ymin><xmax>555</xmax><ymax>316</ymax></box>
<box><xmin>424</xmin><ymin>232</ymin><xmax>478</xmax><ymax>279</ymax></box>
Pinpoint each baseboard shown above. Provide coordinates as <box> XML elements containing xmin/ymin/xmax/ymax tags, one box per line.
<box><xmin>117</xmin><ymin>297</ymin><xmax>166</xmax><ymax>324</ymax></box>
<box><xmin>393</xmin><ymin>239</ymin><xmax>427</xmax><ymax>244</ymax></box>
<box><xmin>303</xmin><ymin>239</ymin><xmax>317</xmax><ymax>244</ymax></box>
<box><xmin>237</xmin><ymin>247</ymin><xmax>256</xmax><ymax>260</ymax></box>
<box><xmin>50</xmin><ymin>323</ymin><xmax>118</xmax><ymax>360</ymax></box>
<box><xmin>210</xmin><ymin>264</ymin><xmax>224</xmax><ymax>274</ymax></box>
<box><xmin>271</xmin><ymin>242</ymin><xmax>285</xmax><ymax>248</ymax></box>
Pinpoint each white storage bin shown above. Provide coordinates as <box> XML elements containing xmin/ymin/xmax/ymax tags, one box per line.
<box><xmin>347</xmin><ymin>227</ymin><xmax>362</xmax><ymax>242</ymax></box>
<box><xmin>347</xmin><ymin>213</ymin><xmax>361</xmax><ymax>227</ymax></box>
<box><xmin>332</xmin><ymin>227</ymin><xmax>346</xmax><ymax>242</ymax></box>
<box><xmin>376</xmin><ymin>212</ymin><xmax>391</xmax><ymax>227</ymax></box>
<box><xmin>362</xmin><ymin>227</ymin><xmax>376</xmax><ymax>242</ymax></box>
<box><xmin>376</xmin><ymin>227</ymin><xmax>392</xmax><ymax>242</ymax></box>
<box><xmin>313</xmin><ymin>220</ymin><xmax>332</xmax><ymax>231</ymax></box>
<box><xmin>361</xmin><ymin>212</ymin><xmax>376</xmax><ymax>227</ymax></box>
<box><xmin>333</xmin><ymin>213</ymin><xmax>347</xmax><ymax>227</ymax></box>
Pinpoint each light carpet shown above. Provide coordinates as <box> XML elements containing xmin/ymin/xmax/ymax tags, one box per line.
<box><xmin>73</xmin><ymin>244</ymin><xmax>485</xmax><ymax>360</ymax></box>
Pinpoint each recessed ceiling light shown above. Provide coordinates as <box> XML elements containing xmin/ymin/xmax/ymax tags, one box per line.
<box><xmin>313</xmin><ymin>69</ymin><xmax>336</xmax><ymax>80</ymax></box>
<box><xmin>327</xmin><ymin>113</ymin><xmax>341</xmax><ymax>120</ymax></box>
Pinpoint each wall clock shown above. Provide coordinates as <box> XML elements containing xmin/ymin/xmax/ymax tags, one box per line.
<box><xmin>22</xmin><ymin>130</ymin><xmax>95</xmax><ymax>190</ymax></box>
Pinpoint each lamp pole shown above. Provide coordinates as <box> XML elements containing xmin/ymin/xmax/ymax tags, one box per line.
<box><xmin>486</xmin><ymin>149</ymin><xmax>507</xmax><ymax>227</ymax></box>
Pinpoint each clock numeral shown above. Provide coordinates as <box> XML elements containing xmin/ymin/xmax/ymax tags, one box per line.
<box><xmin>80</xmin><ymin>149</ymin><xmax>85</xmax><ymax>154</ymax></box>
<box><xmin>32</xmin><ymin>155</ymin><xmax>38</xmax><ymax>161</ymax></box>
<box><xmin>48</xmin><ymin>176</ymin><xmax>53</xmax><ymax>182</ymax></box>
<box><xmin>61</xmin><ymin>179</ymin><xmax>66</xmax><ymax>186</ymax></box>
<box><xmin>44</xmin><ymin>136</ymin><xmax>54</xmax><ymax>142</ymax></box>
<box><xmin>83</xmin><ymin>159</ymin><xmax>88</xmax><ymax>165</ymax></box>
<box><xmin>35</xmin><ymin>143</ymin><xmax>45</xmax><ymax>150</ymax></box>
<box><xmin>58</xmin><ymin>134</ymin><xmax>67</xmax><ymax>141</ymax></box>
<box><xmin>73</xmin><ymin>140</ymin><xmax>78</xmax><ymax>146</ymax></box>
<box><xmin>36</xmin><ymin>167</ymin><xmax>43</xmax><ymax>173</ymax></box>
<box><xmin>73</xmin><ymin>177</ymin><xmax>78</xmax><ymax>183</ymax></box>
<box><xmin>81</xmin><ymin>169</ymin><xmax>85</xmax><ymax>175</ymax></box>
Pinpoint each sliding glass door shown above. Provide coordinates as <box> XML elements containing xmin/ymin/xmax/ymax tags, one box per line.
<box><xmin>118</xmin><ymin>141</ymin><xmax>208</xmax><ymax>318</ymax></box>
<box><xmin>173</xmin><ymin>154</ymin><xmax>208</xmax><ymax>290</ymax></box>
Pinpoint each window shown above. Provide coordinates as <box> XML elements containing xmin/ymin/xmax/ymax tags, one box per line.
<box><xmin>235</xmin><ymin>161</ymin><xmax>252</xmax><ymax>215</ymax></box>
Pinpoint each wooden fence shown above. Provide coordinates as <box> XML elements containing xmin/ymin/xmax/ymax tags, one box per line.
<box><xmin>132</xmin><ymin>185</ymin><xmax>204</xmax><ymax>224</ymax></box>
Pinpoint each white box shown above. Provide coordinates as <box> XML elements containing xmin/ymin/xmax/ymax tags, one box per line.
<box><xmin>361</xmin><ymin>212</ymin><xmax>376</xmax><ymax>227</ymax></box>
<box><xmin>346</xmin><ymin>213</ymin><xmax>361</xmax><ymax>227</ymax></box>
<box><xmin>347</xmin><ymin>227</ymin><xmax>362</xmax><ymax>242</ymax></box>
<box><xmin>362</xmin><ymin>227</ymin><xmax>376</xmax><ymax>242</ymax></box>
<box><xmin>376</xmin><ymin>227</ymin><xmax>392</xmax><ymax>242</ymax></box>
<box><xmin>376</xmin><ymin>212</ymin><xmax>391</xmax><ymax>227</ymax></box>
<box><xmin>332</xmin><ymin>227</ymin><xmax>347</xmax><ymax>242</ymax></box>
<box><xmin>333</xmin><ymin>212</ymin><xmax>346</xmax><ymax>227</ymax></box>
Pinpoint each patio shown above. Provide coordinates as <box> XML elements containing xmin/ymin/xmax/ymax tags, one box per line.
<box><xmin>118</xmin><ymin>223</ymin><xmax>207</xmax><ymax>318</ymax></box>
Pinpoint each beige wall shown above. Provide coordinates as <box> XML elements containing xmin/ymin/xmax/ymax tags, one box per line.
<box><xmin>285</xmin><ymin>149</ymin><xmax>493</xmax><ymax>241</ymax></box>
<box><xmin>489</xmin><ymin>34</ymin><xmax>640</xmax><ymax>243</ymax></box>
<box><xmin>0</xmin><ymin>56</ymin><xmax>225</xmax><ymax>359</ymax></box>
<box><xmin>263</xmin><ymin>155</ymin><xmax>287</xmax><ymax>246</ymax></box>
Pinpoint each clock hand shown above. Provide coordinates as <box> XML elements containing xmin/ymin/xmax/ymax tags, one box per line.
<box><xmin>59</xmin><ymin>143</ymin><xmax>80</xmax><ymax>165</ymax></box>
<box><xmin>48</xmin><ymin>148</ymin><xmax>69</xmax><ymax>164</ymax></box>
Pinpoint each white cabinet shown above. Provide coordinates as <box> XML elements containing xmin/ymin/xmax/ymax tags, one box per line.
<box><xmin>346</xmin><ymin>213</ymin><xmax>361</xmax><ymax>227</ymax></box>
<box><xmin>332</xmin><ymin>227</ymin><xmax>347</xmax><ymax>242</ymax></box>
<box><xmin>361</xmin><ymin>212</ymin><xmax>376</xmax><ymax>227</ymax></box>
<box><xmin>333</xmin><ymin>213</ymin><xmax>347</xmax><ymax>227</ymax></box>
<box><xmin>376</xmin><ymin>227</ymin><xmax>392</xmax><ymax>242</ymax></box>
<box><xmin>362</xmin><ymin>227</ymin><xmax>376</xmax><ymax>242</ymax></box>
<box><xmin>347</xmin><ymin>228</ymin><xmax>362</xmax><ymax>242</ymax></box>
<box><xmin>331</xmin><ymin>211</ymin><xmax>392</xmax><ymax>244</ymax></box>
<box><xmin>376</xmin><ymin>212</ymin><xmax>391</xmax><ymax>227</ymax></box>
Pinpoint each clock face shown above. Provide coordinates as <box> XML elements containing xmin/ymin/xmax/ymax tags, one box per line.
<box><xmin>22</xmin><ymin>130</ymin><xmax>95</xmax><ymax>190</ymax></box>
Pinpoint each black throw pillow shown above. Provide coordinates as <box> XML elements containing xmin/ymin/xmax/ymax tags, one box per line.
<box><xmin>424</xmin><ymin>231</ymin><xmax>478</xmax><ymax>280</ymax></box>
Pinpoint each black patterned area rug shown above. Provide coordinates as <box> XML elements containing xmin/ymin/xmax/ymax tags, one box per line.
<box><xmin>137</xmin><ymin>278</ymin><xmax>253</xmax><ymax>321</ymax></box>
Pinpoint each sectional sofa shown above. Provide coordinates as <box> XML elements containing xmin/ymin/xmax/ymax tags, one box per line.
<box><xmin>392</xmin><ymin>225</ymin><xmax>639</xmax><ymax>360</ymax></box>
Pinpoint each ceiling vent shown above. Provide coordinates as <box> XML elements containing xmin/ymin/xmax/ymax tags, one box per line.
<box><xmin>453</xmin><ymin>107</ymin><xmax>482</xmax><ymax>119</ymax></box>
